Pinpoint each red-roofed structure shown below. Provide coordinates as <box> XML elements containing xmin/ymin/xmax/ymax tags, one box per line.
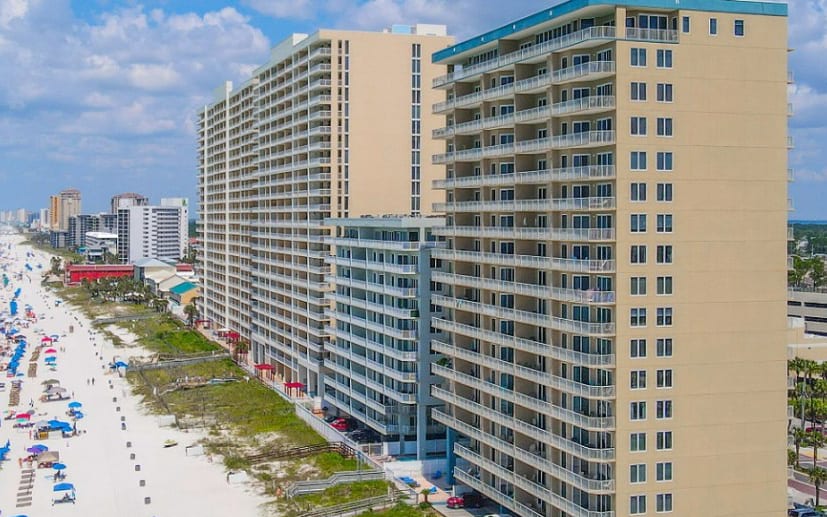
<box><xmin>65</xmin><ymin>264</ymin><xmax>134</xmax><ymax>284</ymax></box>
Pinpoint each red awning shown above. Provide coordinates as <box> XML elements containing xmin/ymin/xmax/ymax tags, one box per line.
<box><xmin>254</xmin><ymin>364</ymin><xmax>274</xmax><ymax>371</ymax></box>
<box><xmin>284</xmin><ymin>382</ymin><xmax>305</xmax><ymax>389</ymax></box>
<box><xmin>227</xmin><ymin>331</ymin><xmax>240</xmax><ymax>339</ymax></box>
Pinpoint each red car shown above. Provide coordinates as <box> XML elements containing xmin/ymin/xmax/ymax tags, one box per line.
<box><xmin>446</xmin><ymin>493</ymin><xmax>484</xmax><ymax>509</ymax></box>
<box><xmin>330</xmin><ymin>418</ymin><xmax>356</xmax><ymax>432</ymax></box>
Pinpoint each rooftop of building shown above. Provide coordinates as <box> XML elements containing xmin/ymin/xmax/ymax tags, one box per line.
<box><xmin>66</xmin><ymin>264</ymin><xmax>133</xmax><ymax>272</ymax></box>
<box><xmin>133</xmin><ymin>258</ymin><xmax>174</xmax><ymax>268</ymax></box>
<box><xmin>433</xmin><ymin>0</ymin><xmax>788</xmax><ymax>63</ymax></box>
<box><xmin>85</xmin><ymin>232</ymin><xmax>117</xmax><ymax>239</ymax></box>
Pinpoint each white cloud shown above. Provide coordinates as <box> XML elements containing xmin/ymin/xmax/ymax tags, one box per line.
<box><xmin>244</xmin><ymin>0</ymin><xmax>317</xmax><ymax>19</ymax></box>
<box><xmin>0</xmin><ymin>1</ymin><xmax>271</xmax><ymax>210</ymax></box>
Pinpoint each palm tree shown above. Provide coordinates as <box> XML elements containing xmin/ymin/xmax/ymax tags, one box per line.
<box><xmin>184</xmin><ymin>302</ymin><xmax>198</xmax><ymax>327</ymax></box>
<box><xmin>808</xmin><ymin>430</ymin><xmax>827</xmax><ymax>470</ymax></box>
<box><xmin>811</xmin><ymin>257</ymin><xmax>827</xmax><ymax>288</ymax></box>
<box><xmin>789</xmin><ymin>358</ymin><xmax>805</xmax><ymax>383</ymax></box>
<box><xmin>793</xmin><ymin>428</ymin><xmax>807</xmax><ymax>469</ymax></box>
<box><xmin>808</xmin><ymin>466</ymin><xmax>827</xmax><ymax>507</ymax></box>
<box><xmin>805</xmin><ymin>360</ymin><xmax>820</xmax><ymax>384</ymax></box>
<box><xmin>233</xmin><ymin>340</ymin><xmax>249</xmax><ymax>362</ymax></box>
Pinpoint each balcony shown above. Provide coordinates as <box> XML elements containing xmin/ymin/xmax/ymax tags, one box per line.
<box><xmin>432</xmin><ymin>249</ymin><xmax>616</xmax><ymax>273</ymax></box>
<box><xmin>625</xmin><ymin>27</ymin><xmax>679</xmax><ymax>43</ymax></box>
<box><xmin>431</xmin><ymin>271</ymin><xmax>615</xmax><ymax>305</ymax></box>
<box><xmin>327</xmin><ymin>255</ymin><xmax>418</xmax><ymax>275</ymax></box>
<box><xmin>326</xmin><ymin>237</ymin><xmax>425</xmax><ymax>251</ymax></box>
<box><xmin>787</xmin><ymin>136</ymin><xmax>794</xmax><ymax>149</ymax></box>
<box><xmin>432</xmin><ymin>225</ymin><xmax>616</xmax><ymax>242</ymax></box>
<box><xmin>551</xmin><ymin>95</ymin><xmax>615</xmax><ymax>116</ymax></box>
<box><xmin>431</xmin><ymin>316</ymin><xmax>615</xmax><ymax>367</ymax></box>
<box><xmin>434</xmin><ymin>165</ymin><xmax>616</xmax><ymax>189</ymax></box>
<box><xmin>434</xmin><ymin>26</ymin><xmax>618</xmax><ymax>88</ymax></box>
<box><xmin>433</xmin><ymin>106</ymin><xmax>551</xmax><ymax>139</ymax></box>
<box><xmin>431</xmin><ymin>294</ymin><xmax>615</xmax><ymax>336</ymax></box>
<box><xmin>431</xmin><ymin>340</ymin><xmax>615</xmax><ymax>398</ymax></box>
<box><xmin>433</xmin><ymin>131</ymin><xmax>615</xmax><ymax>164</ymax></box>
<box><xmin>789</xmin><ymin>168</ymin><xmax>795</xmax><ymax>182</ymax></box>
<box><xmin>433</xmin><ymin>73</ymin><xmax>554</xmax><ymax>113</ymax></box>
<box><xmin>551</xmin><ymin>60</ymin><xmax>615</xmax><ymax>84</ymax></box>
<box><xmin>433</xmin><ymin>196</ymin><xmax>616</xmax><ymax>213</ymax></box>
<box><xmin>453</xmin><ymin>470</ymin><xmax>545</xmax><ymax>517</ymax></box>
<box><xmin>324</xmin><ymin>275</ymin><xmax>417</xmax><ymax>298</ymax></box>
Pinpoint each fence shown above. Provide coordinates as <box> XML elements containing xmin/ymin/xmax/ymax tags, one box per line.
<box><xmin>244</xmin><ymin>442</ymin><xmax>355</xmax><ymax>465</ymax></box>
<box><xmin>294</xmin><ymin>495</ymin><xmax>399</xmax><ymax>517</ymax></box>
<box><xmin>133</xmin><ymin>352</ymin><xmax>230</xmax><ymax>371</ymax></box>
<box><xmin>285</xmin><ymin>470</ymin><xmax>386</xmax><ymax>498</ymax></box>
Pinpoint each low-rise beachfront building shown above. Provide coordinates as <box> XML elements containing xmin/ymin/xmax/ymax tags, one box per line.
<box><xmin>64</xmin><ymin>264</ymin><xmax>134</xmax><ymax>285</ymax></box>
<box><xmin>324</xmin><ymin>216</ymin><xmax>447</xmax><ymax>460</ymax></box>
<box><xmin>788</xmin><ymin>288</ymin><xmax>827</xmax><ymax>336</ymax></box>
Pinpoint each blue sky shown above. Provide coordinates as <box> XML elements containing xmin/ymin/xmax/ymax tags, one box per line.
<box><xmin>0</xmin><ymin>0</ymin><xmax>821</xmax><ymax>217</ymax></box>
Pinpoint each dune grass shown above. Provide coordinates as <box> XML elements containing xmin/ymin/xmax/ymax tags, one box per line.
<box><xmin>118</xmin><ymin>315</ymin><xmax>221</xmax><ymax>355</ymax></box>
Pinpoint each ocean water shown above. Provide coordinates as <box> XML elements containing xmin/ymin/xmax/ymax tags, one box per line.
<box><xmin>790</xmin><ymin>220</ymin><xmax>827</xmax><ymax>225</ymax></box>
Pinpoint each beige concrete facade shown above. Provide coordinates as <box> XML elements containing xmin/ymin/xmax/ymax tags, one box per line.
<box><xmin>198</xmin><ymin>27</ymin><xmax>453</xmax><ymax>396</ymax></box>
<box><xmin>430</xmin><ymin>2</ymin><xmax>788</xmax><ymax>516</ymax></box>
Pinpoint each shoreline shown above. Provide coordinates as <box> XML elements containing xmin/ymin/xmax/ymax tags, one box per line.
<box><xmin>0</xmin><ymin>234</ymin><xmax>271</xmax><ymax>516</ymax></box>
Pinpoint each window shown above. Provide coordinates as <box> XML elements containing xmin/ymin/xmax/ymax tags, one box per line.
<box><xmin>657</xmin><ymin>400</ymin><xmax>673</xmax><ymax>419</ymax></box>
<box><xmin>657</xmin><ymin>49</ymin><xmax>673</xmax><ymax>68</ymax></box>
<box><xmin>631</xmin><ymin>307</ymin><xmax>647</xmax><ymax>327</ymax></box>
<box><xmin>631</xmin><ymin>495</ymin><xmax>647</xmax><ymax>515</ymax></box>
<box><xmin>631</xmin><ymin>339</ymin><xmax>647</xmax><ymax>359</ymax></box>
<box><xmin>631</xmin><ymin>245</ymin><xmax>647</xmax><ymax>264</ymax></box>
<box><xmin>657</xmin><ymin>245</ymin><xmax>673</xmax><ymax>264</ymax></box>
<box><xmin>631</xmin><ymin>214</ymin><xmax>647</xmax><ymax>233</ymax></box>
<box><xmin>631</xmin><ymin>47</ymin><xmax>647</xmax><ymax>67</ymax></box>
<box><xmin>657</xmin><ymin>83</ymin><xmax>673</xmax><ymax>102</ymax></box>
<box><xmin>631</xmin><ymin>370</ymin><xmax>647</xmax><ymax>389</ymax></box>
<box><xmin>631</xmin><ymin>432</ymin><xmax>647</xmax><ymax>451</ymax></box>
<box><xmin>631</xmin><ymin>401</ymin><xmax>647</xmax><ymax>420</ymax></box>
<box><xmin>657</xmin><ymin>338</ymin><xmax>673</xmax><ymax>357</ymax></box>
<box><xmin>657</xmin><ymin>214</ymin><xmax>673</xmax><ymax>233</ymax></box>
<box><xmin>631</xmin><ymin>82</ymin><xmax>647</xmax><ymax>101</ymax></box>
<box><xmin>709</xmin><ymin>17</ymin><xmax>717</xmax><ymax>35</ymax></box>
<box><xmin>657</xmin><ymin>117</ymin><xmax>673</xmax><ymax>136</ymax></box>
<box><xmin>657</xmin><ymin>462</ymin><xmax>673</xmax><ymax>481</ymax></box>
<box><xmin>631</xmin><ymin>182</ymin><xmax>647</xmax><ymax>201</ymax></box>
<box><xmin>657</xmin><ymin>430</ymin><xmax>673</xmax><ymax>450</ymax></box>
<box><xmin>657</xmin><ymin>276</ymin><xmax>673</xmax><ymax>295</ymax></box>
<box><xmin>631</xmin><ymin>151</ymin><xmax>648</xmax><ymax>171</ymax></box>
<box><xmin>682</xmin><ymin>16</ymin><xmax>690</xmax><ymax>33</ymax></box>
<box><xmin>657</xmin><ymin>152</ymin><xmax>673</xmax><ymax>171</ymax></box>
<box><xmin>657</xmin><ymin>493</ymin><xmax>673</xmax><ymax>512</ymax></box>
<box><xmin>657</xmin><ymin>307</ymin><xmax>673</xmax><ymax>326</ymax></box>
<box><xmin>657</xmin><ymin>183</ymin><xmax>673</xmax><ymax>201</ymax></box>
<box><xmin>631</xmin><ymin>277</ymin><xmax>647</xmax><ymax>295</ymax></box>
<box><xmin>657</xmin><ymin>369</ymin><xmax>673</xmax><ymax>388</ymax></box>
<box><xmin>630</xmin><ymin>464</ymin><xmax>647</xmax><ymax>483</ymax></box>
<box><xmin>631</xmin><ymin>116</ymin><xmax>647</xmax><ymax>136</ymax></box>
<box><xmin>734</xmin><ymin>19</ymin><xmax>745</xmax><ymax>36</ymax></box>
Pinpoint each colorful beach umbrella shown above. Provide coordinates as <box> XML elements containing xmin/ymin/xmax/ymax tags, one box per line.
<box><xmin>44</xmin><ymin>348</ymin><xmax>57</xmax><ymax>354</ymax></box>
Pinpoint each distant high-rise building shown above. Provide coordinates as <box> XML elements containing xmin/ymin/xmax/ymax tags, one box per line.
<box><xmin>39</xmin><ymin>208</ymin><xmax>49</xmax><ymax>230</ymax></box>
<box><xmin>117</xmin><ymin>198</ymin><xmax>188</xmax><ymax>264</ymax></box>
<box><xmin>49</xmin><ymin>188</ymin><xmax>81</xmax><ymax>231</ymax></box>
<box><xmin>198</xmin><ymin>25</ymin><xmax>452</xmax><ymax>396</ymax></box>
<box><xmin>110</xmin><ymin>192</ymin><xmax>149</xmax><ymax>214</ymax></box>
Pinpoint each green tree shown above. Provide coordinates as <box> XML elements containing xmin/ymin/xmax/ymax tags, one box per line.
<box><xmin>809</xmin><ymin>466</ymin><xmax>827</xmax><ymax>507</ymax></box>
<box><xmin>812</xmin><ymin>257</ymin><xmax>827</xmax><ymax>288</ymax></box>
<box><xmin>789</xmin><ymin>358</ymin><xmax>805</xmax><ymax>382</ymax></box>
<box><xmin>184</xmin><ymin>302</ymin><xmax>199</xmax><ymax>327</ymax></box>
<box><xmin>791</xmin><ymin>256</ymin><xmax>810</xmax><ymax>287</ymax></box>
<box><xmin>793</xmin><ymin>428</ymin><xmax>807</xmax><ymax>468</ymax></box>
<box><xmin>789</xmin><ymin>449</ymin><xmax>798</xmax><ymax>467</ymax></box>
<box><xmin>807</xmin><ymin>430</ymin><xmax>827</xmax><ymax>470</ymax></box>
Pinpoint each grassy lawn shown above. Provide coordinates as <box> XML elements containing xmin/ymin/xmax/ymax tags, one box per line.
<box><xmin>131</xmin><ymin>358</ymin><xmax>324</xmax><ymax>443</ymax></box>
<box><xmin>356</xmin><ymin>503</ymin><xmax>436</xmax><ymax>517</ymax></box>
<box><xmin>283</xmin><ymin>480</ymin><xmax>393</xmax><ymax>516</ymax></box>
<box><xmin>118</xmin><ymin>315</ymin><xmax>221</xmax><ymax>354</ymax></box>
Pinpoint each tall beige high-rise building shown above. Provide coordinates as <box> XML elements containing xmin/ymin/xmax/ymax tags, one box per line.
<box><xmin>50</xmin><ymin>188</ymin><xmax>82</xmax><ymax>231</ymax></box>
<box><xmin>429</xmin><ymin>1</ymin><xmax>789</xmax><ymax>515</ymax></box>
<box><xmin>198</xmin><ymin>25</ymin><xmax>453</xmax><ymax>395</ymax></box>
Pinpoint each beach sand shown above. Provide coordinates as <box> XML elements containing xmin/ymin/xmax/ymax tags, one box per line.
<box><xmin>0</xmin><ymin>234</ymin><xmax>270</xmax><ymax>516</ymax></box>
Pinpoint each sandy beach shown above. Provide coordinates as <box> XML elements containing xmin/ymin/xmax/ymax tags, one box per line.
<box><xmin>0</xmin><ymin>234</ymin><xmax>269</xmax><ymax>516</ymax></box>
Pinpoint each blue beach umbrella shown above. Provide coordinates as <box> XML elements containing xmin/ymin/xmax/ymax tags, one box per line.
<box><xmin>67</xmin><ymin>401</ymin><xmax>82</xmax><ymax>409</ymax></box>
<box><xmin>52</xmin><ymin>463</ymin><xmax>66</xmax><ymax>470</ymax></box>
<box><xmin>73</xmin><ymin>412</ymin><xmax>84</xmax><ymax>419</ymax></box>
<box><xmin>53</xmin><ymin>482</ymin><xmax>74</xmax><ymax>492</ymax></box>
<box><xmin>114</xmin><ymin>361</ymin><xmax>128</xmax><ymax>368</ymax></box>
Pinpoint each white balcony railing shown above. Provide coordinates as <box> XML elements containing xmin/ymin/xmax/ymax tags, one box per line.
<box><xmin>433</xmin><ymin>26</ymin><xmax>618</xmax><ymax>87</ymax></box>
<box><xmin>551</xmin><ymin>95</ymin><xmax>615</xmax><ymax>116</ymax></box>
<box><xmin>432</xmin><ymin>225</ymin><xmax>615</xmax><ymax>242</ymax></box>
<box><xmin>434</xmin><ymin>165</ymin><xmax>616</xmax><ymax>189</ymax></box>
<box><xmin>433</xmin><ymin>131</ymin><xmax>615</xmax><ymax>164</ymax></box>
<box><xmin>551</xmin><ymin>60</ymin><xmax>616</xmax><ymax>83</ymax></box>
<box><xmin>433</xmin><ymin>196</ymin><xmax>616</xmax><ymax>213</ymax></box>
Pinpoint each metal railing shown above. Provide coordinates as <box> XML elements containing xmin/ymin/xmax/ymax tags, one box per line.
<box><xmin>434</xmin><ymin>165</ymin><xmax>616</xmax><ymax>189</ymax></box>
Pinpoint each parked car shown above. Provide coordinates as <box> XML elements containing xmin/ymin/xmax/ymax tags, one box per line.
<box><xmin>324</xmin><ymin>414</ymin><xmax>338</xmax><ymax>423</ymax></box>
<box><xmin>330</xmin><ymin>417</ymin><xmax>356</xmax><ymax>432</ymax></box>
<box><xmin>447</xmin><ymin>492</ymin><xmax>486</xmax><ymax>509</ymax></box>
<box><xmin>347</xmin><ymin>428</ymin><xmax>380</xmax><ymax>443</ymax></box>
